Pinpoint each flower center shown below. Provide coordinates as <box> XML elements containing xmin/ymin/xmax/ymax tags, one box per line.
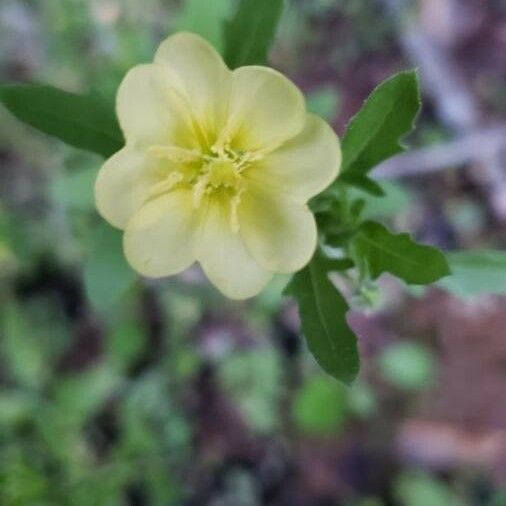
<box><xmin>206</xmin><ymin>159</ymin><xmax>240</xmax><ymax>189</ymax></box>
<box><xmin>149</xmin><ymin>143</ymin><xmax>258</xmax><ymax>232</ymax></box>
<box><xmin>191</xmin><ymin>155</ymin><xmax>245</xmax><ymax>221</ymax></box>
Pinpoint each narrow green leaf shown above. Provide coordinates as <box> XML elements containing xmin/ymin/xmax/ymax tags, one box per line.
<box><xmin>285</xmin><ymin>249</ymin><xmax>360</xmax><ymax>384</ymax></box>
<box><xmin>338</xmin><ymin>71</ymin><xmax>421</xmax><ymax>193</ymax></box>
<box><xmin>352</xmin><ymin>221</ymin><xmax>450</xmax><ymax>285</ymax></box>
<box><xmin>346</xmin><ymin>175</ymin><xmax>385</xmax><ymax>196</ymax></box>
<box><xmin>176</xmin><ymin>0</ymin><xmax>233</xmax><ymax>53</ymax></box>
<box><xmin>0</xmin><ymin>84</ymin><xmax>123</xmax><ymax>158</ymax></box>
<box><xmin>224</xmin><ymin>0</ymin><xmax>284</xmax><ymax>68</ymax></box>
<box><xmin>84</xmin><ymin>223</ymin><xmax>136</xmax><ymax>312</ymax></box>
<box><xmin>438</xmin><ymin>250</ymin><xmax>506</xmax><ymax>298</ymax></box>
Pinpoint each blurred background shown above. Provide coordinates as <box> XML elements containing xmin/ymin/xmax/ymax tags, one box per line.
<box><xmin>0</xmin><ymin>0</ymin><xmax>505</xmax><ymax>504</ymax></box>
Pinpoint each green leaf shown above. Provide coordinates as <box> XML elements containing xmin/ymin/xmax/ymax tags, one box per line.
<box><xmin>224</xmin><ymin>0</ymin><xmax>284</xmax><ymax>68</ymax></box>
<box><xmin>219</xmin><ymin>349</ymin><xmax>282</xmax><ymax>434</ymax></box>
<box><xmin>348</xmin><ymin>181</ymin><xmax>412</xmax><ymax>221</ymax></box>
<box><xmin>352</xmin><ymin>221</ymin><xmax>450</xmax><ymax>285</ymax></box>
<box><xmin>106</xmin><ymin>312</ymin><xmax>147</xmax><ymax>371</ymax></box>
<box><xmin>338</xmin><ymin>71</ymin><xmax>421</xmax><ymax>194</ymax></box>
<box><xmin>0</xmin><ymin>391</ymin><xmax>36</xmax><ymax>426</ymax></box>
<box><xmin>347</xmin><ymin>175</ymin><xmax>385</xmax><ymax>196</ymax></box>
<box><xmin>285</xmin><ymin>249</ymin><xmax>360</xmax><ymax>384</ymax></box>
<box><xmin>293</xmin><ymin>375</ymin><xmax>348</xmax><ymax>435</ymax></box>
<box><xmin>379</xmin><ymin>342</ymin><xmax>435</xmax><ymax>390</ymax></box>
<box><xmin>438</xmin><ymin>250</ymin><xmax>506</xmax><ymax>298</ymax></box>
<box><xmin>53</xmin><ymin>364</ymin><xmax>120</xmax><ymax>427</ymax></box>
<box><xmin>326</xmin><ymin>257</ymin><xmax>355</xmax><ymax>271</ymax></box>
<box><xmin>176</xmin><ymin>0</ymin><xmax>233</xmax><ymax>53</ymax></box>
<box><xmin>0</xmin><ymin>300</ymin><xmax>48</xmax><ymax>390</ymax></box>
<box><xmin>395</xmin><ymin>471</ymin><xmax>460</xmax><ymax>506</ymax></box>
<box><xmin>84</xmin><ymin>222</ymin><xmax>137</xmax><ymax>312</ymax></box>
<box><xmin>0</xmin><ymin>84</ymin><xmax>123</xmax><ymax>158</ymax></box>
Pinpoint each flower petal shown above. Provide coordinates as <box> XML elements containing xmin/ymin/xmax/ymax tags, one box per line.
<box><xmin>238</xmin><ymin>185</ymin><xmax>318</xmax><ymax>273</ymax></box>
<box><xmin>116</xmin><ymin>64</ymin><xmax>196</xmax><ymax>148</ymax></box>
<box><xmin>95</xmin><ymin>147</ymin><xmax>158</xmax><ymax>229</ymax></box>
<box><xmin>155</xmin><ymin>32</ymin><xmax>230</xmax><ymax>135</ymax></box>
<box><xmin>123</xmin><ymin>189</ymin><xmax>197</xmax><ymax>278</ymax></box>
<box><xmin>226</xmin><ymin>66</ymin><xmax>306</xmax><ymax>153</ymax></box>
<box><xmin>196</xmin><ymin>196</ymin><xmax>273</xmax><ymax>299</ymax></box>
<box><xmin>247</xmin><ymin>114</ymin><xmax>341</xmax><ymax>203</ymax></box>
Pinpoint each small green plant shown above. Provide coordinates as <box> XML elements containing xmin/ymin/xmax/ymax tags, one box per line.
<box><xmin>0</xmin><ymin>0</ymin><xmax>457</xmax><ymax>385</ymax></box>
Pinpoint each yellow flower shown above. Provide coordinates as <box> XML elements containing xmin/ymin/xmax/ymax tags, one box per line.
<box><xmin>95</xmin><ymin>33</ymin><xmax>340</xmax><ymax>299</ymax></box>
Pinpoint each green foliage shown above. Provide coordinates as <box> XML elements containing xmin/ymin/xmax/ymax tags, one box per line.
<box><xmin>50</xmin><ymin>166</ymin><xmax>97</xmax><ymax>212</ymax></box>
<box><xmin>490</xmin><ymin>491</ymin><xmax>506</xmax><ymax>506</ymax></box>
<box><xmin>347</xmin><ymin>182</ymin><xmax>412</xmax><ymax>220</ymax></box>
<box><xmin>0</xmin><ymin>3</ymin><xmax>454</xmax><ymax>395</ymax></box>
<box><xmin>0</xmin><ymin>2</ymin><xmax>501</xmax><ymax>504</ymax></box>
<box><xmin>83</xmin><ymin>222</ymin><xmax>137</xmax><ymax>313</ymax></box>
<box><xmin>355</xmin><ymin>499</ymin><xmax>385</xmax><ymax>506</ymax></box>
<box><xmin>395</xmin><ymin>471</ymin><xmax>461</xmax><ymax>506</ymax></box>
<box><xmin>347</xmin><ymin>381</ymin><xmax>377</xmax><ymax>418</ymax></box>
<box><xmin>106</xmin><ymin>310</ymin><xmax>147</xmax><ymax>371</ymax></box>
<box><xmin>0</xmin><ymin>84</ymin><xmax>123</xmax><ymax>158</ymax></box>
<box><xmin>352</xmin><ymin>221</ymin><xmax>450</xmax><ymax>285</ymax></box>
<box><xmin>0</xmin><ymin>391</ymin><xmax>36</xmax><ymax>427</ymax></box>
<box><xmin>224</xmin><ymin>0</ymin><xmax>284</xmax><ymax>68</ymax></box>
<box><xmin>338</xmin><ymin>71</ymin><xmax>421</xmax><ymax>195</ymax></box>
<box><xmin>0</xmin><ymin>301</ymin><xmax>48</xmax><ymax>390</ymax></box>
<box><xmin>438</xmin><ymin>251</ymin><xmax>506</xmax><ymax>298</ymax></box>
<box><xmin>293</xmin><ymin>375</ymin><xmax>348</xmax><ymax>435</ymax></box>
<box><xmin>379</xmin><ymin>342</ymin><xmax>435</xmax><ymax>390</ymax></box>
<box><xmin>286</xmin><ymin>249</ymin><xmax>360</xmax><ymax>384</ymax></box>
<box><xmin>176</xmin><ymin>0</ymin><xmax>233</xmax><ymax>53</ymax></box>
<box><xmin>219</xmin><ymin>349</ymin><xmax>282</xmax><ymax>433</ymax></box>
<box><xmin>294</xmin><ymin>72</ymin><xmax>446</xmax><ymax>384</ymax></box>
<box><xmin>307</xmin><ymin>86</ymin><xmax>341</xmax><ymax>121</ymax></box>
<box><xmin>51</xmin><ymin>364</ymin><xmax>120</xmax><ymax>428</ymax></box>
<box><xmin>0</xmin><ymin>448</ymin><xmax>53</xmax><ymax>506</ymax></box>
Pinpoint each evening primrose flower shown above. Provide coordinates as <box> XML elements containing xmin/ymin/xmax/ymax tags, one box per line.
<box><xmin>95</xmin><ymin>33</ymin><xmax>340</xmax><ymax>299</ymax></box>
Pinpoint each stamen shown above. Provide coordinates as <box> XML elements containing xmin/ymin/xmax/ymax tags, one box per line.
<box><xmin>192</xmin><ymin>173</ymin><xmax>210</xmax><ymax>208</ymax></box>
<box><xmin>229</xmin><ymin>189</ymin><xmax>244</xmax><ymax>233</ymax></box>
<box><xmin>210</xmin><ymin>141</ymin><xmax>228</xmax><ymax>159</ymax></box>
<box><xmin>148</xmin><ymin>138</ymin><xmax>255</xmax><ymax>218</ymax></box>
<box><xmin>148</xmin><ymin>145</ymin><xmax>202</xmax><ymax>164</ymax></box>
<box><xmin>235</xmin><ymin>151</ymin><xmax>264</xmax><ymax>170</ymax></box>
<box><xmin>210</xmin><ymin>140</ymin><xmax>265</xmax><ymax>172</ymax></box>
<box><xmin>148</xmin><ymin>171</ymin><xmax>184</xmax><ymax>199</ymax></box>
